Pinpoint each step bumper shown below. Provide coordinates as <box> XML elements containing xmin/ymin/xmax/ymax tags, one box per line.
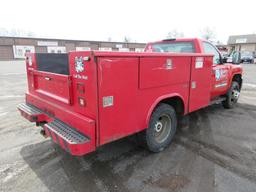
<box><xmin>17</xmin><ymin>103</ymin><xmax>49</xmax><ymax>122</ymax></box>
<box><xmin>17</xmin><ymin>103</ymin><xmax>95</xmax><ymax>156</ymax></box>
<box><xmin>43</xmin><ymin>119</ymin><xmax>91</xmax><ymax>156</ymax></box>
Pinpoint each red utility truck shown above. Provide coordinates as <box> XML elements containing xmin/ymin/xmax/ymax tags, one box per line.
<box><xmin>18</xmin><ymin>38</ymin><xmax>242</xmax><ymax>156</ymax></box>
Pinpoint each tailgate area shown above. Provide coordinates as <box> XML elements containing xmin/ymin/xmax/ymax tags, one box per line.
<box><xmin>30</xmin><ymin>53</ymin><xmax>72</xmax><ymax>105</ymax></box>
<box><xmin>33</xmin><ymin>71</ymin><xmax>72</xmax><ymax>104</ymax></box>
<box><xmin>20</xmin><ymin>51</ymin><xmax>98</xmax><ymax>156</ymax></box>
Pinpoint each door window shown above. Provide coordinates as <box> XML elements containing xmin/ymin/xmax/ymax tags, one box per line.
<box><xmin>202</xmin><ymin>42</ymin><xmax>220</xmax><ymax>64</ymax></box>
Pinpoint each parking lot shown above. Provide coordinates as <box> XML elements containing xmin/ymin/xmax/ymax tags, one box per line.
<box><xmin>0</xmin><ymin>61</ymin><xmax>256</xmax><ymax>192</ymax></box>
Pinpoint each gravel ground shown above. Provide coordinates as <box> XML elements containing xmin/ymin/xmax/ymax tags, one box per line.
<box><xmin>0</xmin><ymin>61</ymin><xmax>256</xmax><ymax>192</ymax></box>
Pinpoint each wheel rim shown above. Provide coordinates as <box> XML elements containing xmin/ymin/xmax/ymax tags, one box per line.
<box><xmin>231</xmin><ymin>85</ymin><xmax>240</xmax><ymax>103</ymax></box>
<box><xmin>154</xmin><ymin>114</ymin><xmax>172</xmax><ymax>143</ymax></box>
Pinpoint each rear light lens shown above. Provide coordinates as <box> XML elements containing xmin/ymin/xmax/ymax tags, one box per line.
<box><xmin>78</xmin><ymin>97</ymin><xmax>86</xmax><ymax>107</ymax></box>
<box><xmin>76</xmin><ymin>83</ymin><xmax>85</xmax><ymax>94</ymax></box>
<box><xmin>27</xmin><ymin>56</ymin><xmax>33</xmax><ymax>66</ymax></box>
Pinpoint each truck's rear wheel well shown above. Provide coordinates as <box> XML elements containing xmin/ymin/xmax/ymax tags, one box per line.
<box><xmin>161</xmin><ymin>96</ymin><xmax>184</xmax><ymax>116</ymax></box>
<box><xmin>232</xmin><ymin>74</ymin><xmax>242</xmax><ymax>90</ymax></box>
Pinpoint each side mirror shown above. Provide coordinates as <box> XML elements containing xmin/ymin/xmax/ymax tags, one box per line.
<box><xmin>232</xmin><ymin>51</ymin><xmax>241</xmax><ymax>64</ymax></box>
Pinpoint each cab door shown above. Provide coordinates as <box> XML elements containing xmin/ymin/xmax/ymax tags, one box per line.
<box><xmin>202</xmin><ymin>42</ymin><xmax>230</xmax><ymax>98</ymax></box>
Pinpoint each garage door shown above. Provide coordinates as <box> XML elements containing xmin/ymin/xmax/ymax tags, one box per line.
<box><xmin>0</xmin><ymin>46</ymin><xmax>13</xmax><ymax>60</ymax></box>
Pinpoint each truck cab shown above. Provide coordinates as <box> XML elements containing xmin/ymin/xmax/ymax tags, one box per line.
<box><xmin>145</xmin><ymin>38</ymin><xmax>243</xmax><ymax>103</ymax></box>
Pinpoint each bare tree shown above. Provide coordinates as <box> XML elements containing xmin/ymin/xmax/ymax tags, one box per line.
<box><xmin>216</xmin><ymin>40</ymin><xmax>224</xmax><ymax>45</ymax></box>
<box><xmin>0</xmin><ymin>28</ymin><xmax>8</xmax><ymax>36</ymax></box>
<box><xmin>27</xmin><ymin>31</ymin><xmax>36</xmax><ymax>37</ymax></box>
<box><xmin>201</xmin><ymin>27</ymin><xmax>216</xmax><ymax>41</ymax></box>
<box><xmin>124</xmin><ymin>36</ymin><xmax>131</xmax><ymax>43</ymax></box>
<box><xmin>166</xmin><ymin>29</ymin><xmax>184</xmax><ymax>39</ymax></box>
<box><xmin>0</xmin><ymin>28</ymin><xmax>35</xmax><ymax>37</ymax></box>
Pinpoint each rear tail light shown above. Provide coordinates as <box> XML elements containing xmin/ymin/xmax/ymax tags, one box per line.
<box><xmin>76</xmin><ymin>83</ymin><xmax>85</xmax><ymax>94</ymax></box>
<box><xmin>78</xmin><ymin>97</ymin><xmax>86</xmax><ymax>107</ymax></box>
<box><xmin>27</xmin><ymin>56</ymin><xmax>33</xmax><ymax>66</ymax></box>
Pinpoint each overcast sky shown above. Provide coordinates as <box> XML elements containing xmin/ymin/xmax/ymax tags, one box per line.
<box><xmin>1</xmin><ymin>0</ymin><xmax>255</xmax><ymax>43</ymax></box>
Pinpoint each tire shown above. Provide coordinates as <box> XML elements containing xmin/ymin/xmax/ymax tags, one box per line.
<box><xmin>144</xmin><ymin>103</ymin><xmax>177</xmax><ymax>152</ymax></box>
<box><xmin>222</xmin><ymin>81</ymin><xmax>240</xmax><ymax>109</ymax></box>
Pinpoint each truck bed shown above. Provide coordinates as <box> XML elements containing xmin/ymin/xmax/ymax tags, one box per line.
<box><xmin>18</xmin><ymin>51</ymin><xmax>213</xmax><ymax>156</ymax></box>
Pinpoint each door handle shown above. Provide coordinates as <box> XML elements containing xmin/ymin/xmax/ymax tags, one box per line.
<box><xmin>45</xmin><ymin>77</ymin><xmax>51</xmax><ymax>81</ymax></box>
<box><xmin>166</xmin><ymin>59</ymin><xmax>173</xmax><ymax>70</ymax></box>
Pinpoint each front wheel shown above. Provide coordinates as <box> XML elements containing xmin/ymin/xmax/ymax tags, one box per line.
<box><xmin>222</xmin><ymin>81</ymin><xmax>240</xmax><ymax>109</ymax></box>
<box><xmin>145</xmin><ymin>103</ymin><xmax>177</xmax><ymax>152</ymax></box>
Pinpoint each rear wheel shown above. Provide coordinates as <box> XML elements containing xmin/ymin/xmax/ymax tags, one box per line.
<box><xmin>222</xmin><ymin>81</ymin><xmax>240</xmax><ymax>109</ymax></box>
<box><xmin>144</xmin><ymin>103</ymin><xmax>177</xmax><ymax>152</ymax></box>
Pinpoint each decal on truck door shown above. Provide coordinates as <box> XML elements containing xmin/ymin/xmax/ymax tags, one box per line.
<box><xmin>214</xmin><ymin>68</ymin><xmax>228</xmax><ymax>88</ymax></box>
<box><xmin>215</xmin><ymin>69</ymin><xmax>221</xmax><ymax>80</ymax></box>
<box><xmin>215</xmin><ymin>68</ymin><xmax>228</xmax><ymax>80</ymax></box>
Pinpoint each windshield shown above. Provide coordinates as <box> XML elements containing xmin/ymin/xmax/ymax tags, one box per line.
<box><xmin>151</xmin><ymin>42</ymin><xmax>195</xmax><ymax>53</ymax></box>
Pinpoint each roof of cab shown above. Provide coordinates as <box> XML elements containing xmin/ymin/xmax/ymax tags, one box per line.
<box><xmin>147</xmin><ymin>38</ymin><xmax>203</xmax><ymax>45</ymax></box>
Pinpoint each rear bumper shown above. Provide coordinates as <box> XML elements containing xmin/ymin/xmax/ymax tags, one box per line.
<box><xmin>18</xmin><ymin>103</ymin><xmax>49</xmax><ymax>122</ymax></box>
<box><xmin>17</xmin><ymin>102</ymin><xmax>96</xmax><ymax>156</ymax></box>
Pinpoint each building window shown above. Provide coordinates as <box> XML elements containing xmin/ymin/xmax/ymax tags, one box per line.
<box><xmin>47</xmin><ymin>46</ymin><xmax>66</xmax><ymax>53</ymax></box>
<box><xmin>118</xmin><ymin>48</ymin><xmax>130</xmax><ymax>52</ymax></box>
<box><xmin>99</xmin><ymin>47</ymin><xmax>112</xmax><ymax>51</ymax></box>
<box><xmin>13</xmin><ymin>45</ymin><xmax>35</xmax><ymax>59</ymax></box>
<box><xmin>76</xmin><ymin>47</ymin><xmax>91</xmax><ymax>51</ymax></box>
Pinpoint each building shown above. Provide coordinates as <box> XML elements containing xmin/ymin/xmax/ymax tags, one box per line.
<box><xmin>227</xmin><ymin>34</ymin><xmax>256</xmax><ymax>54</ymax></box>
<box><xmin>0</xmin><ymin>36</ymin><xmax>146</xmax><ymax>60</ymax></box>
